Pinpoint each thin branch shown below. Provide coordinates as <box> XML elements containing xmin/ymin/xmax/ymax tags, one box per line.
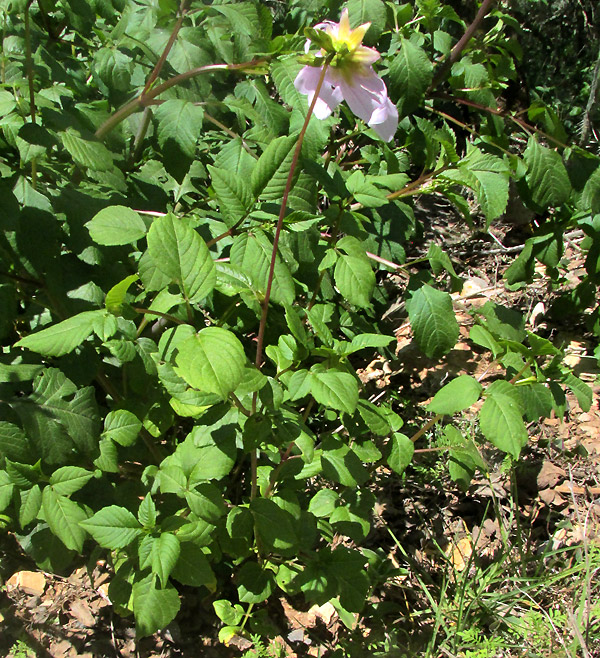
<box><xmin>429</xmin><ymin>0</ymin><xmax>496</xmax><ymax>92</ymax></box>
<box><xmin>254</xmin><ymin>56</ymin><xmax>334</xmax><ymax>371</ymax></box>
<box><xmin>142</xmin><ymin>0</ymin><xmax>191</xmax><ymax>97</ymax></box>
<box><xmin>95</xmin><ymin>58</ymin><xmax>268</xmax><ymax>139</ymax></box>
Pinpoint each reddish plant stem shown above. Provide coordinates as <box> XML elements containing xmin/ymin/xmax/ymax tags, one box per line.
<box><xmin>250</xmin><ymin>58</ymin><xmax>332</xmax><ymax>502</ymax></box>
<box><xmin>142</xmin><ymin>0</ymin><xmax>190</xmax><ymax>97</ymax></box>
<box><xmin>435</xmin><ymin>93</ymin><xmax>572</xmax><ymax>149</ymax></box>
<box><xmin>429</xmin><ymin>0</ymin><xmax>496</xmax><ymax>91</ymax></box>
<box><xmin>95</xmin><ymin>58</ymin><xmax>268</xmax><ymax>139</ymax></box>
<box><xmin>254</xmin><ymin>57</ymin><xmax>333</xmax><ymax>371</ymax></box>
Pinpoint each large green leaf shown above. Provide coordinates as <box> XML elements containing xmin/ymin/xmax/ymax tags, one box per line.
<box><xmin>60</xmin><ymin>128</ymin><xmax>114</xmax><ymax>171</ymax></box>
<box><xmin>42</xmin><ymin>486</ymin><xmax>88</xmax><ymax>552</ymax></box>
<box><xmin>147</xmin><ymin>214</ymin><xmax>216</xmax><ymax>303</ymax></box>
<box><xmin>171</xmin><ymin>542</ymin><xmax>216</xmax><ymax>588</ymax></box>
<box><xmin>250</xmin><ymin>133</ymin><xmax>297</xmax><ymax>198</ymax></box>
<box><xmin>86</xmin><ymin>206</ymin><xmax>147</xmax><ymax>246</ymax></box>
<box><xmin>479</xmin><ymin>380</ymin><xmax>527</xmax><ymax>458</ymax></box>
<box><xmin>321</xmin><ymin>436</ymin><xmax>369</xmax><ymax>487</ymax></box>
<box><xmin>427</xmin><ymin>375</ymin><xmax>483</xmax><ymax>415</ymax></box>
<box><xmin>250</xmin><ymin>497</ymin><xmax>299</xmax><ymax>556</ymax></box>
<box><xmin>149</xmin><ymin>533</ymin><xmax>180</xmax><ymax>588</ymax></box>
<box><xmin>389</xmin><ymin>39</ymin><xmax>433</xmax><ymax>116</ymax></box>
<box><xmin>174</xmin><ymin>327</ymin><xmax>246</xmax><ymax>399</ymax></box>
<box><xmin>132</xmin><ymin>574</ymin><xmax>181</xmax><ymax>638</ymax></box>
<box><xmin>49</xmin><ymin>466</ymin><xmax>93</xmax><ymax>496</ymax></box>
<box><xmin>102</xmin><ymin>410</ymin><xmax>142</xmax><ymax>447</ymax></box>
<box><xmin>334</xmin><ymin>255</ymin><xmax>375</xmax><ymax>308</ymax></box>
<box><xmin>207</xmin><ymin>165</ymin><xmax>254</xmax><ymax>228</ymax></box>
<box><xmin>16</xmin><ymin>310</ymin><xmax>106</xmax><ymax>357</ymax></box>
<box><xmin>310</xmin><ymin>370</ymin><xmax>359</xmax><ymax>415</ymax></box>
<box><xmin>230</xmin><ymin>230</ymin><xmax>295</xmax><ymax>306</ymax></box>
<box><xmin>387</xmin><ymin>432</ymin><xmax>414</xmax><ymax>475</ymax></box>
<box><xmin>80</xmin><ymin>505</ymin><xmax>142</xmax><ymax>549</ymax></box>
<box><xmin>155</xmin><ymin>99</ymin><xmax>204</xmax><ymax>158</ymax></box>
<box><xmin>406</xmin><ymin>285</ymin><xmax>459</xmax><ymax>358</ymax></box>
<box><xmin>0</xmin><ymin>422</ymin><xmax>31</xmax><ymax>463</ymax></box>
<box><xmin>524</xmin><ymin>137</ymin><xmax>571</xmax><ymax>207</ymax></box>
<box><xmin>12</xmin><ymin>369</ymin><xmax>100</xmax><ymax>462</ymax></box>
<box><xmin>0</xmin><ymin>471</ymin><xmax>14</xmax><ymax>512</ymax></box>
<box><xmin>346</xmin><ymin>0</ymin><xmax>387</xmax><ymax>43</ymax></box>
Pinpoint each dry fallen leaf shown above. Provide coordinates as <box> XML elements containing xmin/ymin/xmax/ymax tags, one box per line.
<box><xmin>537</xmin><ymin>460</ymin><xmax>566</xmax><ymax>489</ymax></box>
<box><xmin>69</xmin><ymin>600</ymin><xmax>96</xmax><ymax>627</ymax></box>
<box><xmin>6</xmin><ymin>570</ymin><xmax>46</xmax><ymax>596</ymax></box>
<box><xmin>447</xmin><ymin>536</ymin><xmax>473</xmax><ymax>572</ymax></box>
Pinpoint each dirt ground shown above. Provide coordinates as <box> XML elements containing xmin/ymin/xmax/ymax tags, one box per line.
<box><xmin>1</xmin><ymin>208</ymin><xmax>599</xmax><ymax>658</ymax></box>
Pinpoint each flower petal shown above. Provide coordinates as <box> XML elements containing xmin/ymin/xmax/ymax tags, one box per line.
<box><xmin>351</xmin><ymin>45</ymin><xmax>380</xmax><ymax>65</ymax></box>
<box><xmin>338</xmin><ymin>68</ymin><xmax>386</xmax><ymax>124</ymax></box>
<box><xmin>337</xmin><ymin>9</ymin><xmax>351</xmax><ymax>42</ymax></box>
<box><xmin>294</xmin><ymin>66</ymin><xmax>342</xmax><ymax>119</ymax></box>
<box><xmin>348</xmin><ymin>22</ymin><xmax>371</xmax><ymax>49</ymax></box>
<box><xmin>368</xmin><ymin>97</ymin><xmax>399</xmax><ymax>142</ymax></box>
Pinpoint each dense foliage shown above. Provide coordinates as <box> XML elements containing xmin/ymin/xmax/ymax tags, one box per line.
<box><xmin>0</xmin><ymin>0</ymin><xmax>598</xmax><ymax>644</ymax></box>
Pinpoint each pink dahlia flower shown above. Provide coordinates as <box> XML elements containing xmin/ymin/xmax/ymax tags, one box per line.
<box><xmin>294</xmin><ymin>9</ymin><xmax>398</xmax><ymax>142</ymax></box>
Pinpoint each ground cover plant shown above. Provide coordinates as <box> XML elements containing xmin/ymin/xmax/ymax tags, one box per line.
<box><xmin>0</xmin><ymin>0</ymin><xmax>599</xmax><ymax>655</ymax></box>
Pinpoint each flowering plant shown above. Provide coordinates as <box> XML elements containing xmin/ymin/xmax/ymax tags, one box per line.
<box><xmin>294</xmin><ymin>9</ymin><xmax>398</xmax><ymax>141</ymax></box>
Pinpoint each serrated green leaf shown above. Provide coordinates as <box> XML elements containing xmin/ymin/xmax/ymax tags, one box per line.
<box><xmin>147</xmin><ymin>214</ymin><xmax>216</xmax><ymax>302</ymax></box>
<box><xmin>524</xmin><ymin>137</ymin><xmax>571</xmax><ymax>207</ymax></box>
<box><xmin>406</xmin><ymin>285</ymin><xmax>459</xmax><ymax>358</ymax></box>
<box><xmin>12</xmin><ymin>369</ymin><xmax>100</xmax><ymax>462</ymax></box>
<box><xmin>230</xmin><ymin>230</ymin><xmax>295</xmax><ymax>306</ymax></box>
<box><xmin>389</xmin><ymin>39</ymin><xmax>433</xmax><ymax>116</ymax></box>
<box><xmin>102</xmin><ymin>410</ymin><xmax>142</xmax><ymax>447</ymax></box>
<box><xmin>0</xmin><ymin>422</ymin><xmax>30</xmax><ymax>463</ymax></box>
<box><xmin>346</xmin><ymin>171</ymin><xmax>389</xmax><ymax>208</ymax></box>
<box><xmin>42</xmin><ymin>486</ymin><xmax>88</xmax><ymax>552</ymax></box>
<box><xmin>80</xmin><ymin>505</ymin><xmax>142</xmax><ymax>549</ymax></box>
<box><xmin>251</xmin><ymin>133</ymin><xmax>298</xmax><ymax>199</ymax></box>
<box><xmin>19</xmin><ymin>484</ymin><xmax>42</xmax><ymax>527</ymax></box>
<box><xmin>237</xmin><ymin>561</ymin><xmax>275</xmax><ymax>603</ymax></box>
<box><xmin>334</xmin><ymin>254</ymin><xmax>375</xmax><ymax>308</ymax></box>
<box><xmin>155</xmin><ymin>99</ymin><xmax>204</xmax><ymax>158</ymax></box>
<box><xmin>105</xmin><ymin>274</ymin><xmax>139</xmax><ymax>314</ymax></box>
<box><xmin>208</xmin><ymin>165</ymin><xmax>254</xmax><ymax>228</ymax></box>
<box><xmin>480</xmin><ymin>380</ymin><xmax>527</xmax><ymax>458</ymax></box>
<box><xmin>0</xmin><ymin>471</ymin><xmax>14</xmax><ymax>512</ymax></box>
<box><xmin>93</xmin><ymin>47</ymin><xmax>132</xmax><ymax>92</ymax></box>
<box><xmin>346</xmin><ymin>0</ymin><xmax>387</xmax><ymax>43</ymax></box>
<box><xmin>388</xmin><ymin>432</ymin><xmax>414</xmax><ymax>475</ymax></box>
<box><xmin>60</xmin><ymin>128</ymin><xmax>114</xmax><ymax>171</ymax></box>
<box><xmin>427</xmin><ymin>375</ymin><xmax>482</xmax><ymax>414</ymax></box>
<box><xmin>519</xmin><ymin>383</ymin><xmax>554</xmax><ymax>421</ymax></box>
<box><xmin>186</xmin><ymin>482</ymin><xmax>227</xmax><ymax>523</ymax></box>
<box><xmin>311</xmin><ymin>370</ymin><xmax>359</xmax><ymax>414</ymax></box>
<box><xmin>50</xmin><ymin>466</ymin><xmax>93</xmax><ymax>496</ymax></box>
<box><xmin>15</xmin><ymin>310</ymin><xmax>105</xmax><ymax>357</ymax></box>
<box><xmin>321</xmin><ymin>436</ymin><xmax>368</xmax><ymax>487</ymax></box>
<box><xmin>150</xmin><ymin>533</ymin><xmax>180</xmax><ymax>587</ymax></box>
<box><xmin>251</xmin><ymin>497</ymin><xmax>299</xmax><ymax>556</ymax></box>
<box><xmin>174</xmin><ymin>327</ymin><xmax>245</xmax><ymax>399</ymax></box>
<box><xmin>171</xmin><ymin>542</ymin><xmax>216</xmax><ymax>589</ymax></box>
<box><xmin>564</xmin><ymin>373</ymin><xmax>592</xmax><ymax>412</ymax></box>
<box><xmin>132</xmin><ymin>574</ymin><xmax>181</xmax><ymax>638</ymax></box>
